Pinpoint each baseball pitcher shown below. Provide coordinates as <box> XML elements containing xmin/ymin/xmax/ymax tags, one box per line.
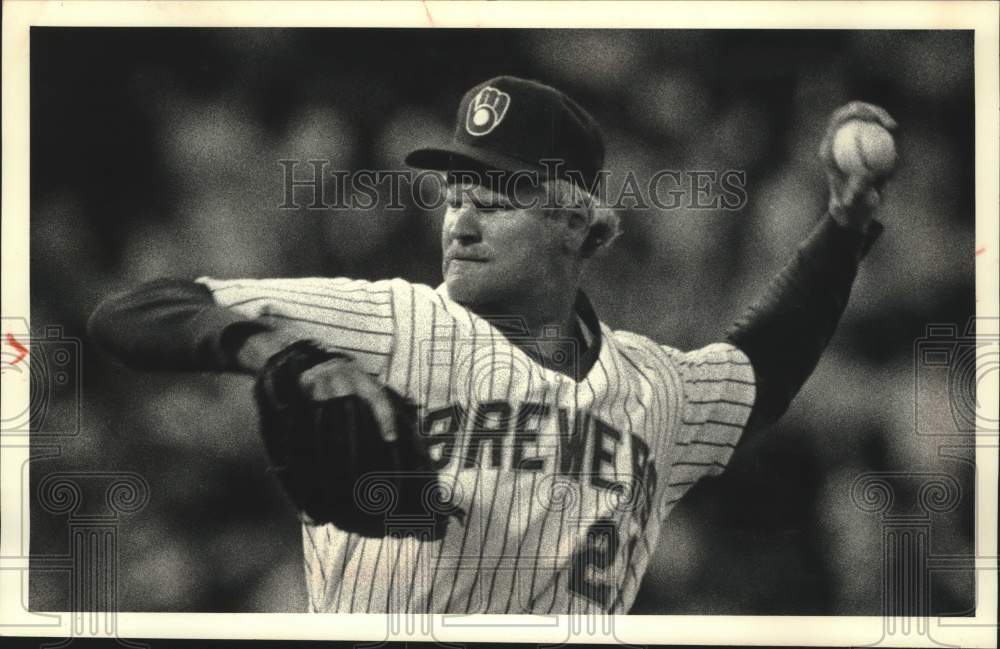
<box><xmin>88</xmin><ymin>76</ymin><xmax>895</xmax><ymax>614</ymax></box>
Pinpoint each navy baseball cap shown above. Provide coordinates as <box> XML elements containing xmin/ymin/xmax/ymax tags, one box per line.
<box><xmin>405</xmin><ymin>76</ymin><xmax>605</xmax><ymax>196</ymax></box>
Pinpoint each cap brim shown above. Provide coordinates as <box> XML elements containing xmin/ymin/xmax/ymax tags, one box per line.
<box><xmin>405</xmin><ymin>142</ymin><xmax>544</xmax><ymax>178</ymax></box>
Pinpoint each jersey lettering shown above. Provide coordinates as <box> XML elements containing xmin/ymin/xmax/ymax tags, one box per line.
<box><xmin>511</xmin><ymin>402</ymin><xmax>548</xmax><ymax>471</ymax></box>
<box><xmin>569</xmin><ymin>517</ymin><xmax>621</xmax><ymax>607</ymax></box>
<box><xmin>420</xmin><ymin>400</ymin><xmax>634</xmax><ymax>492</ymax></box>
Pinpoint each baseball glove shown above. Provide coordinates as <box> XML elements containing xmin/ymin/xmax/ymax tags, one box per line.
<box><xmin>253</xmin><ymin>340</ymin><xmax>449</xmax><ymax>539</ymax></box>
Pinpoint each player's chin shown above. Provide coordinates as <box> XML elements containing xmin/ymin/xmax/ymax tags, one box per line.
<box><xmin>444</xmin><ymin>270</ymin><xmax>495</xmax><ymax>306</ymax></box>
<box><xmin>445</xmin><ymin>259</ymin><xmax>488</xmax><ymax>280</ymax></box>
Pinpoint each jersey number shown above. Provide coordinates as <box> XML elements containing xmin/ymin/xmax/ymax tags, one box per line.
<box><xmin>568</xmin><ymin>517</ymin><xmax>621</xmax><ymax>608</ymax></box>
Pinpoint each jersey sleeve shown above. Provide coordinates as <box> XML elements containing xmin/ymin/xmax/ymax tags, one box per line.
<box><xmin>196</xmin><ymin>276</ymin><xmax>402</xmax><ymax>379</ymax></box>
<box><xmin>661</xmin><ymin>342</ymin><xmax>756</xmax><ymax>494</ymax></box>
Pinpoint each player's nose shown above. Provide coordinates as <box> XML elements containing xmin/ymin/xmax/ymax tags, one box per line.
<box><xmin>445</xmin><ymin>204</ymin><xmax>482</xmax><ymax>244</ymax></box>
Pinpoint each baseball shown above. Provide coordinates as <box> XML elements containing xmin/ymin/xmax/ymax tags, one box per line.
<box><xmin>832</xmin><ymin>119</ymin><xmax>897</xmax><ymax>176</ymax></box>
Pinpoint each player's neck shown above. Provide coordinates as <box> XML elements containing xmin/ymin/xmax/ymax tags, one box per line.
<box><xmin>472</xmin><ymin>296</ymin><xmax>591</xmax><ymax>378</ymax></box>
<box><xmin>471</xmin><ymin>294</ymin><xmax>574</xmax><ymax>337</ymax></box>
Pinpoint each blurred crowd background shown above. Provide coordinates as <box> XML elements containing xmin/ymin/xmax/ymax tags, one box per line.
<box><xmin>29</xmin><ymin>28</ymin><xmax>976</xmax><ymax>614</ymax></box>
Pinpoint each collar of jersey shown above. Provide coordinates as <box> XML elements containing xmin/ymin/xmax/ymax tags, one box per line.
<box><xmin>570</xmin><ymin>291</ymin><xmax>603</xmax><ymax>379</ymax></box>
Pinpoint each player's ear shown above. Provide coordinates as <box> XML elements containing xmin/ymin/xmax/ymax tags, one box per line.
<box><xmin>579</xmin><ymin>222</ymin><xmax>611</xmax><ymax>258</ymax></box>
<box><xmin>560</xmin><ymin>208</ymin><xmax>591</xmax><ymax>257</ymax></box>
<box><xmin>563</xmin><ymin>207</ymin><xmax>612</xmax><ymax>259</ymax></box>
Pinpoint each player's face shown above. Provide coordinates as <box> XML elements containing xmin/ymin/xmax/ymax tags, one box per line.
<box><xmin>441</xmin><ymin>181</ymin><xmax>576</xmax><ymax>311</ymax></box>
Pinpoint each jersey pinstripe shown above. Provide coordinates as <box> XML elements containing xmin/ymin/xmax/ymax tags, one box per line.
<box><xmin>197</xmin><ymin>275</ymin><xmax>756</xmax><ymax>614</ymax></box>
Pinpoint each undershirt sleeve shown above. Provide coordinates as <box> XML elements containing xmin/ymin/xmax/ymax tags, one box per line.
<box><xmin>725</xmin><ymin>214</ymin><xmax>882</xmax><ymax>432</ymax></box>
<box><xmin>87</xmin><ymin>278</ymin><xmax>272</xmax><ymax>372</ymax></box>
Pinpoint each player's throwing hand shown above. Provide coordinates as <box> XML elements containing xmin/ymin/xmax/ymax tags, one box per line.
<box><xmin>819</xmin><ymin>101</ymin><xmax>899</xmax><ymax>231</ymax></box>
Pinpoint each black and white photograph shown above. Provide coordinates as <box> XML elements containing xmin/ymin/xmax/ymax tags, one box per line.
<box><xmin>2</xmin><ymin>1</ymin><xmax>997</xmax><ymax>646</ymax></box>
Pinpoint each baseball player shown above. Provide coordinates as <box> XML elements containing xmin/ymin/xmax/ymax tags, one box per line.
<box><xmin>88</xmin><ymin>76</ymin><xmax>895</xmax><ymax>614</ymax></box>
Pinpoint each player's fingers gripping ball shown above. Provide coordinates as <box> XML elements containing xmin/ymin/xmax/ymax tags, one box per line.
<box><xmin>820</xmin><ymin>101</ymin><xmax>898</xmax><ymax>178</ymax></box>
<box><xmin>253</xmin><ymin>340</ymin><xmax>449</xmax><ymax>539</ymax></box>
<box><xmin>819</xmin><ymin>101</ymin><xmax>899</xmax><ymax>219</ymax></box>
<box><xmin>832</xmin><ymin>120</ymin><xmax>897</xmax><ymax>178</ymax></box>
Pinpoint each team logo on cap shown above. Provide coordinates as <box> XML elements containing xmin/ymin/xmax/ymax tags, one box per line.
<box><xmin>466</xmin><ymin>86</ymin><xmax>511</xmax><ymax>136</ymax></box>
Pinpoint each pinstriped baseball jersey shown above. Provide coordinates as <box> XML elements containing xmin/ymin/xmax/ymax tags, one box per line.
<box><xmin>197</xmin><ymin>275</ymin><xmax>755</xmax><ymax>614</ymax></box>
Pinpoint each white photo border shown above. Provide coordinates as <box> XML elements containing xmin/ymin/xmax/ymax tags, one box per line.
<box><xmin>2</xmin><ymin>1</ymin><xmax>997</xmax><ymax>646</ymax></box>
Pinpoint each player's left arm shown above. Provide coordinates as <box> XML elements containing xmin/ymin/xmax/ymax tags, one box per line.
<box><xmin>725</xmin><ymin>101</ymin><xmax>897</xmax><ymax>432</ymax></box>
